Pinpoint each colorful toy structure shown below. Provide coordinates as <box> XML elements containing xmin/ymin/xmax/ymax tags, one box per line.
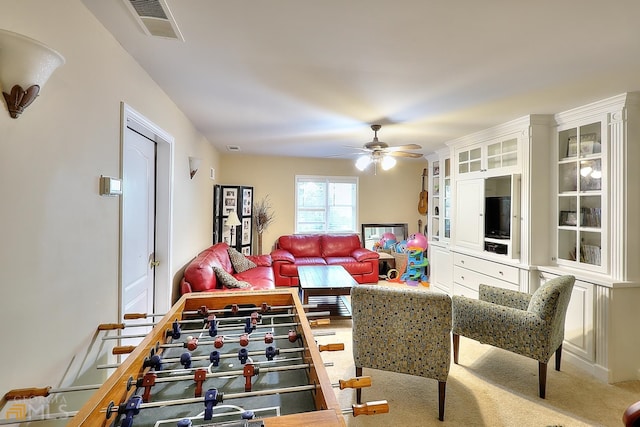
<box><xmin>383</xmin><ymin>232</ymin><xmax>429</xmax><ymax>286</ymax></box>
<box><xmin>400</xmin><ymin>246</ymin><xmax>429</xmax><ymax>285</ymax></box>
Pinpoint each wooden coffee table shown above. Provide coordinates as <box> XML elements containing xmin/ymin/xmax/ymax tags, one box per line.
<box><xmin>298</xmin><ymin>265</ymin><xmax>358</xmax><ymax>318</ymax></box>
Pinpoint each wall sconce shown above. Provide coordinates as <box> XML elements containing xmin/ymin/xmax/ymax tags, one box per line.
<box><xmin>188</xmin><ymin>156</ymin><xmax>201</xmax><ymax>179</ymax></box>
<box><xmin>0</xmin><ymin>29</ymin><xmax>65</xmax><ymax>119</ymax></box>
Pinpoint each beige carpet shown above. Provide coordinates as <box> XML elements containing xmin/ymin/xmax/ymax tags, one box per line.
<box><xmin>315</xmin><ymin>313</ymin><xmax>640</xmax><ymax>427</ymax></box>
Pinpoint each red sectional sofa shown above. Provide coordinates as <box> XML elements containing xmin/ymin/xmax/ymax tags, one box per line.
<box><xmin>180</xmin><ymin>242</ymin><xmax>275</xmax><ymax>294</ymax></box>
<box><xmin>270</xmin><ymin>234</ymin><xmax>379</xmax><ymax>287</ymax></box>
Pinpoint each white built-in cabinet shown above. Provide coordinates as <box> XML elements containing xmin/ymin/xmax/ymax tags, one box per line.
<box><xmin>427</xmin><ymin>93</ymin><xmax>640</xmax><ymax>383</ymax></box>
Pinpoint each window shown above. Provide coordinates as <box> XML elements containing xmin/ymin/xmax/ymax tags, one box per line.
<box><xmin>295</xmin><ymin>175</ymin><xmax>358</xmax><ymax>233</ymax></box>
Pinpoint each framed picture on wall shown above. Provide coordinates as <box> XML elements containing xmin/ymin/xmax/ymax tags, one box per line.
<box><xmin>242</xmin><ymin>218</ymin><xmax>251</xmax><ymax>245</ymax></box>
<box><xmin>223</xmin><ymin>188</ymin><xmax>238</xmax><ymax>216</ymax></box>
<box><xmin>241</xmin><ymin>246</ymin><xmax>250</xmax><ymax>255</ymax></box>
<box><xmin>242</xmin><ymin>188</ymin><xmax>252</xmax><ymax>216</ymax></box>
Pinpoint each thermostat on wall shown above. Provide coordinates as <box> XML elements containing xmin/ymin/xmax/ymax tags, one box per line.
<box><xmin>100</xmin><ymin>176</ymin><xmax>122</xmax><ymax>196</ymax></box>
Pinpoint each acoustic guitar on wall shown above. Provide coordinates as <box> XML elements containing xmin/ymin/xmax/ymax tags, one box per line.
<box><xmin>418</xmin><ymin>168</ymin><xmax>428</xmax><ymax>215</ymax></box>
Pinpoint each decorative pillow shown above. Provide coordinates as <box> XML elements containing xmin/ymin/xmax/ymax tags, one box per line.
<box><xmin>213</xmin><ymin>267</ymin><xmax>251</xmax><ymax>289</ymax></box>
<box><xmin>227</xmin><ymin>247</ymin><xmax>256</xmax><ymax>273</ymax></box>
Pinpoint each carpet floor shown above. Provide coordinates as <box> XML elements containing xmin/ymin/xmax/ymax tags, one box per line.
<box><xmin>315</xmin><ymin>317</ymin><xmax>640</xmax><ymax>427</ymax></box>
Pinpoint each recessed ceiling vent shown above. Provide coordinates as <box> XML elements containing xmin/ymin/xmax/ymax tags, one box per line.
<box><xmin>226</xmin><ymin>145</ymin><xmax>241</xmax><ymax>152</ymax></box>
<box><xmin>124</xmin><ymin>0</ymin><xmax>184</xmax><ymax>41</ymax></box>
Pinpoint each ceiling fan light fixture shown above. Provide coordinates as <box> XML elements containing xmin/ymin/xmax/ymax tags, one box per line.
<box><xmin>381</xmin><ymin>155</ymin><xmax>396</xmax><ymax>170</ymax></box>
<box><xmin>355</xmin><ymin>155</ymin><xmax>372</xmax><ymax>171</ymax></box>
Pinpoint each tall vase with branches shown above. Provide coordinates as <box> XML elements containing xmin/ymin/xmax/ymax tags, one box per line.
<box><xmin>253</xmin><ymin>195</ymin><xmax>275</xmax><ymax>255</ymax></box>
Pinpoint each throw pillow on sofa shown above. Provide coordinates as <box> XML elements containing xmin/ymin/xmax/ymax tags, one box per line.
<box><xmin>227</xmin><ymin>247</ymin><xmax>257</xmax><ymax>273</ymax></box>
<box><xmin>213</xmin><ymin>267</ymin><xmax>251</xmax><ymax>289</ymax></box>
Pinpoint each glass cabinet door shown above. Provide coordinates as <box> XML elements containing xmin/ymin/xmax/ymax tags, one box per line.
<box><xmin>557</xmin><ymin>122</ymin><xmax>603</xmax><ymax>267</ymax></box>
<box><xmin>458</xmin><ymin>147</ymin><xmax>482</xmax><ymax>174</ymax></box>
<box><xmin>487</xmin><ymin>138</ymin><xmax>518</xmax><ymax>170</ymax></box>
<box><xmin>443</xmin><ymin>158</ymin><xmax>451</xmax><ymax>239</ymax></box>
<box><xmin>431</xmin><ymin>161</ymin><xmax>440</xmax><ymax>241</ymax></box>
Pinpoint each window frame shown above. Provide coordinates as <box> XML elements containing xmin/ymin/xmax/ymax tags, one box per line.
<box><xmin>294</xmin><ymin>175</ymin><xmax>359</xmax><ymax>234</ymax></box>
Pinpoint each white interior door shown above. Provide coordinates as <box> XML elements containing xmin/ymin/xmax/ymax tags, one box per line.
<box><xmin>122</xmin><ymin>127</ymin><xmax>156</xmax><ymax>336</ymax></box>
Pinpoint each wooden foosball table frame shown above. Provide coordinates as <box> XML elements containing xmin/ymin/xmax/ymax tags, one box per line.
<box><xmin>70</xmin><ymin>289</ymin><xmax>347</xmax><ymax>427</ymax></box>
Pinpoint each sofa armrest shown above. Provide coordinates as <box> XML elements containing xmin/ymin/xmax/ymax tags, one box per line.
<box><xmin>479</xmin><ymin>284</ymin><xmax>531</xmax><ymax>310</ymax></box>
<box><xmin>247</xmin><ymin>254</ymin><xmax>272</xmax><ymax>267</ymax></box>
<box><xmin>270</xmin><ymin>249</ymin><xmax>295</xmax><ymax>263</ymax></box>
<box><xmin>351</xmin><ymin>247</ymin><xmax>379</xmax><ymax>262</ymax></box>
<box><xmin>180</xmin><ymin>277</ymin><xmax>193</xmax><ymax>294</ymax></box>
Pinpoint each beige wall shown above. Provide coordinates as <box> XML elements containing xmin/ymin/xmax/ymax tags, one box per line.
<box><xmin>219</xmin><ymin>154</ymin><xmax>428</xmax><ymax>253</ymax></box>
<box><xmin>0</xmin><ymin>0</ymin><xmax>219</xmax><ymax>413</ymax></box>
<box><xmin>0</xmin><ymin>1</ymin><xmax>428</xmax><ymax>420</ymax></box>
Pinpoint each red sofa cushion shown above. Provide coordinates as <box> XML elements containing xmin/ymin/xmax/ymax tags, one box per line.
<box><xmin>277</xmin><ymin>235</ymin><xmax>321</xmax><ymax>257</ymax></box>
<box><xmin>321</xmin><ymin>234</ymin><xmax>360</xmax><ymax>257</ymax></box>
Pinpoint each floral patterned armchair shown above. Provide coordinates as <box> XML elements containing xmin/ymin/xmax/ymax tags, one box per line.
<box><xmin>452</xmin><ymin>275</ymin><xmax>575</xmax><ymax>398</ymax></box>
<box><xmin>351</xmin><ymin>285</ymin><xmax>452</xmax><ymax>421</ymax></box>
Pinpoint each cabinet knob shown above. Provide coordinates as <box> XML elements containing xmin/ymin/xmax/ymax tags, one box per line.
<box><xmin>499</xmin><ymin>271</ymin><xmax>503</xmax><ymax>275</ymax></box>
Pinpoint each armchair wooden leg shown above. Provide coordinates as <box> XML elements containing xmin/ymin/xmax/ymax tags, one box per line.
<box><xmin>438</xmin><ymin>381</ymin><xmax>446</xmax><ymax>421</ymax></box>
<box><xmin>453</xmin><ymin>333</ymin><xmax>460</xmax><ymax>364</ymax></box>
<box><xmin>356</xmin><ymin>366</ymin><xmax>363</xmax><ymax>403</ymax></box>
<box><xmin>555</xmin><ymin>343</ymin><xmax>563</xmax><ymax>371</ymax></box>
<box><xmin>538</xmin><ymin>362</ymin><xmax>547</xmax><ymax>399</ymax></box>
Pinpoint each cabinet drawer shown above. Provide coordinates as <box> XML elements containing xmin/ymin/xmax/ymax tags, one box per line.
<box><xmin>453</xmin><ymin>266</ymin><xmax>519</xmax><ymax>293</ymax></box>
<box><xmin>453</xmin><ymin>253</ymin><xmax>519</xmax><ymax>284</ymax></box>
<box><xmin>453</xmin><ymin>282</ymin><xmax>478</xmax><ymax>299</ymax></box>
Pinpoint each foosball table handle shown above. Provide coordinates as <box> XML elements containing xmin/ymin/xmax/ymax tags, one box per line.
<box><xmin>3</xmin><ymin>386</ymin><xmax>51</xmax><ymax>399</ymax></box>
<box><xmin>112</xmin><ymin>345</ymin><xmax>136</xmax><ymax>355</ymax></box>
<box><xmin>338</xmin><ymin>376</ymin><xmax>372</xmax><ymax>390</ymax></box>
<box><xmin>318</xmin><ymin>343</ymin><xmax>345</xmax><ymax>352</ymax></box>
<box><xmin>97</xmin><ymin>323</ymin><xmax>125</xmax><ymax>331</ymax></box>
<box><xmin>350</xmin><ymin>400</ymin><xmax>390</xmax><ymax>417</ymax></box>
<box><xmin>308</xmin><ymin>318</ymin><xmax>331</xmax><ymax>327</ymax></box>
<box><xmin>123</xmin><ymin>313</ymin><xmax>148</xmax><ymax>320</ymax></box>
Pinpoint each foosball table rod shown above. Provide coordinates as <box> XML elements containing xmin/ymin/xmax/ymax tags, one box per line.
<box><xmin>98</xmin><ymin>311</ymin><xmax>331</xmax><ymax>333</ymax></box>
<box><xmin>122</xmin><ymin>302</ymin><xmax>321</xmax><ymax>320</ymax></box>
<box><xmin>99</xmin><ymin>343</ymin><xmax>344</xmax><ymax>370</ymax></box>
<box><xmin>104</xmin><ymin>386</ymin><xmax>386</xmax><ymax>423</ymax></box>
<box><xmin>106</xmin><ymin>318</ymin><xmax>328</xmax><ymax>343</ymax></box>
<box><xmin>3</xmin><ymin>383</ymin><xmax>102</xmax><ymax>400</ymax></box>
<box><xmin>112</xmin><ymin>341</ymin><xmax>344</xmax><ymax>357</ymax></box>
<box><xmin>156</xmin><ymin>328</ymin><xmax>334</xmax><ymax>350</ymax></box>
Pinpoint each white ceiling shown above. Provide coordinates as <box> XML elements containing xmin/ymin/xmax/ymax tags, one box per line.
<box><xmin>82</xmin><ymin>0</ymin><xmax>640</xmax><ymax>160</ymax></box>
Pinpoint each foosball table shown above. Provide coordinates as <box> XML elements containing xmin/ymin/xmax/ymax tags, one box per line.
<box><xmin>2</xmin><ymin>289</ymin><xmax>387</xmax><ymax>426</ymax></box>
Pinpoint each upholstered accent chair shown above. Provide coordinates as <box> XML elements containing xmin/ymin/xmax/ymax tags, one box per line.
<box><xmin>351</xmin><ymin>285</ymin><xmax>452</xmax><ymax>421</ymax></box>
<box><xmin>452</xmin><ymin>275</ymin><xmax>575</xmax><ymax>398</ymax></box>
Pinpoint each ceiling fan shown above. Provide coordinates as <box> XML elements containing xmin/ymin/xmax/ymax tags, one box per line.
<box><xmin>355</xmin><ymin>124</ymin><xmax>423</xmax><ymax>171</ymax></box>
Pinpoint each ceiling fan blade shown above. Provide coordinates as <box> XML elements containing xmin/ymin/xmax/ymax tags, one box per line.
<box><xmin>388</xmin><ymin>151</ymin><xmax>424</xmax><ymax>158</ymax></box>
<box><xmin>343</xmin><ymin>145</ymin><xmax>372</xmax><ymax>152</ymax></box>
<box><xmin>386</xmin><ymin>144</ymin><xmax>422</xmax><ymax>151</ymax></box>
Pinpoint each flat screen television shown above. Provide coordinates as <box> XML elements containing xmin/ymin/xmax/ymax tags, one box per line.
<box><xmin>485</xmin><ymin>196</ymin><xmax>511</xmax><ymax>239</ymax></box>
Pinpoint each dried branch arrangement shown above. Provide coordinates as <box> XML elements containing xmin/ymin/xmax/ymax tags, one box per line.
<box><xmin>253</xmin><ymin>195</ymin><xmax>275</xmax><ymax>254</ymax></box>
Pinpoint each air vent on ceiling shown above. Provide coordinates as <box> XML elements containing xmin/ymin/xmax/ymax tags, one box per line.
<box><xmin>226</xmin><ymin>145</ymin><xmax>241</xmax><ymax>152</ymax></box>
<box><xmin>124</xmin><ymin>0</ymin><xmax>184</xmax><ymax>41</ymax></box>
